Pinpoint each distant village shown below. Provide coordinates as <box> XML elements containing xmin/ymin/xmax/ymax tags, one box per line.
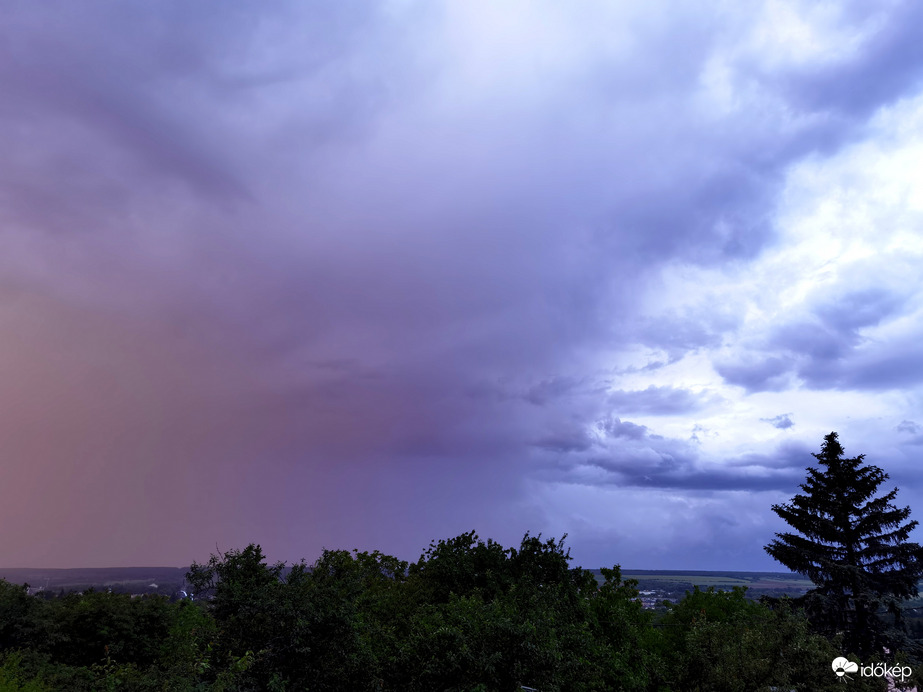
<box><xmin>600</xmin><ymin>570</ymin><xmax>816</xmax><ymax>609</ymax></box>
<box><xmin>2</xmin><ymin>566</ymin><xmax>189</xmax><ymax>601</ymax></box>
<box><xmin>3</xmin><ymin>566</ymin><xmax>818</xmax><ymax>609</ymax></box>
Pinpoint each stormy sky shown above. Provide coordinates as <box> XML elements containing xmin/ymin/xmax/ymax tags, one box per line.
<box><xmin>3</xmin><ymin>1</ymin><xmax>923</xmax><ymax>570</ymax></box>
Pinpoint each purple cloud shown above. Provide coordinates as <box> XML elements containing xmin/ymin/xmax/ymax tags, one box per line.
<box><xmin>762</xmin><ymin>414</ymin><xmax>795</xmax><ymax>430</ymax></box>
<box><xmin>2</xmin><ymin>1</ymin><xmax>923</xmax><ymax>570</ymax></box>
<box><xmin>608</xmin><ymin>386</ymin><xmax>716</xmax><ymax>415</ymax></box>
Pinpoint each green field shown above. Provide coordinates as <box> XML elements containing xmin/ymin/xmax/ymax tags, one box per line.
<box><xmin>622</xmin><ymin>570</ymin><xmax>814</xmax><ymax>588</ymax></box>
<box><xmin>589</xmin><ymin>569</ymin><xmax>817</xmax><ymax>601</ymax></box>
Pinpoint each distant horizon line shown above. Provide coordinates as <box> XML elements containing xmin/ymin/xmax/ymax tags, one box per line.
<box><xmin>0</xmin><ymin>565</ymin><xmax>803</xmax><ymax>575</ymax></box>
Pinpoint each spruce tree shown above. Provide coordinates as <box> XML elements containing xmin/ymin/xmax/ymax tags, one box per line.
<box><xmin>765</xmin><ymin>432</ymin><xmax>923</xmax><ymax>658</ymax></box>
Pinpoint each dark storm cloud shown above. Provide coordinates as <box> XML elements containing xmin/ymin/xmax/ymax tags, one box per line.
<box><xmin>896</xmin><ymin>421</ymin><xmax>923</xmax><ymax>446</ymax></box>
<box><xmin>627</xmin><ymin>305</ymin><xmax>740</xmax><ymax>363</ymax></box>
<box><xmin>714</xmin><ymin>355</ymin><xmax>796</xmax><ymax>392</ymax></box>
<box><xmin>0</xmin><ymin>1</ymin><xmax>421</xmax><ymax>243</ymax></box>
<box><xmin>800</xmin><ymin>340</ymin><xmax>923</xmax><ymax>391</ymax></box>
<box><xmin>769</xmin><ymin>289</ymin><xmax>907</xmax><ymax>365</ymax></box>
<box><xmin>725</xmin><ymin>440</ymin><xmax>813</xmax><ymax>472</ymax></box>
<box><xmin>599</xmin><ymin>417</ymin><xmax>650</xmax><ymax>441</ymax></box>
<box><xmin>543</xmin><ymin>421</ymin><xmax>808</xmax><ymax>492</ymax></box>
<box><xmin>770</xmin><ymin>321</ymin><xmax>854</xmax><ymax>361</ymax></box>
<box><xmin>781</xmin><ymin>1</ymin><xmax>923</xmax><ymax>120</ymax></box>
<box><xmin>814</xmin><ymin>288</ymin><xmax>907</xmax><ymax>331</ymax></box>
<box><xmin>533</xmin><ymin>427</ymin><xmax>595</xmax><ymax>454</ymax></box>
<box><xmin>795</xmin><ymin>329</ymin><xmax>923</xmax><ymax>391</ymax></box>
<box><xmin>715</xmin><ymin>288</ymin><xmax>916</xmax><ymax>393</ymax></box>
<box><xmin>607</xmin><ymin>386</ymin><xmax>716</xmax><ymax>415</ymax></box>
<box><xmin>605</xmin><ymin>164</ymin><xmax>776</xmax><ymax>265</ymax></box>
<box><xmin>3</xmin><ymin>1</ymin><xmax>923</xmax><ymax>568</ymax></box>
<box><xmin>0</xmin><ymin>5</ymin><xmax>251</xmax><ymax>203</ymax></box>
<box><xmin>897</xmin><ymin>420</ymin><xmax>921</xmax><ymax>435</ymax></box>
<box><xmin>524</xmin><ymin>377</ymin><xmax>589</xmax><ymax>407</ymax></box>
<box><xmin>762</xmin><ymin>413</ymin><xmax>795</xmax><ymax>430</ymax></box>
<box><xmin>582</xmin><ymin>450</ymin><xmax>804</xmax><ymax>492</ymax></box>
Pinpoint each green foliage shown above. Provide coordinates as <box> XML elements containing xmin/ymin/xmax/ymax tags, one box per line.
<box><xmin>406</xmin><ymin>530</ymin><xmax>517</xmax><ymax>603</ymax></box>
<box><xmin>0</xmin><ymin>652</ymin><xmax>52</xmax><ymax>692</ymax></box>
<box><xmin>178</xmin><ymin>532</ymin><xmax>666</xmax><ymax>690</ymax></box>
<box><xmin>0</xmin><ymin>582</ymin><xmax>51</xmax><ymax>654</ymax></box>
<box><xmin>659</xmin><ymin>586</ymin><xmax>886</xmax><ymax>691</ymax></box>
<box><xmin>186</xmin><ymin>543</ymin><xmax>410</xmax><ymax>689</ymax></box>
<box><xmin>392</xmin><ymin>532</ymin><xmax>659</xmax><ymax>691</ymax></box>
<box><xmin>0</xmin><ymin>580</ymin><xmax>216</xmax><ymax>691</ymax></box>
<box><xmin>49</xmin><ymin>590</ymin><xmax>175</xmax><ymax>669</ymax></box>
<box><xmin>1</xmin><ymin>527</ymin><xmax>920</xmax><ymax>689</ymax></box>
<box><xmin>155</xmin><ymin>599</ymin><xmax>216</xmax><ymax>687</ymax></box>
<box><xmin>765</xmin><ymin>432</ymin><xmax>923</xmax><ymax>658</ymax></box>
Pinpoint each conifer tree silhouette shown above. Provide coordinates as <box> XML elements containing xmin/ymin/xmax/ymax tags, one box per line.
<box><xmin>766</xmin><ymin>432</ymin><xmax>923</xmax><ymax>657</ymax></box>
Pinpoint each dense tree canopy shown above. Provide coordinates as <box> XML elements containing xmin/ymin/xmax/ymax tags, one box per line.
<box><xmin>0</xmin><ymin>524</ymin><xmax>920</xmax><ymax>689</ymax></box>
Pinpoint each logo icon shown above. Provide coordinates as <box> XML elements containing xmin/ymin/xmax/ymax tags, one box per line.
<box><xmin>832</xmin><ymin>657</ymin><xmax>858</xmax><ymax>681</ymax></box>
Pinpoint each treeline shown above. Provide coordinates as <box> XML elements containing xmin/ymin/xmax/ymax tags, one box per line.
<box><xmin>0</xmin><ymin>532</ymin><xmax>917</xmax><ymax>691</ymax></box>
